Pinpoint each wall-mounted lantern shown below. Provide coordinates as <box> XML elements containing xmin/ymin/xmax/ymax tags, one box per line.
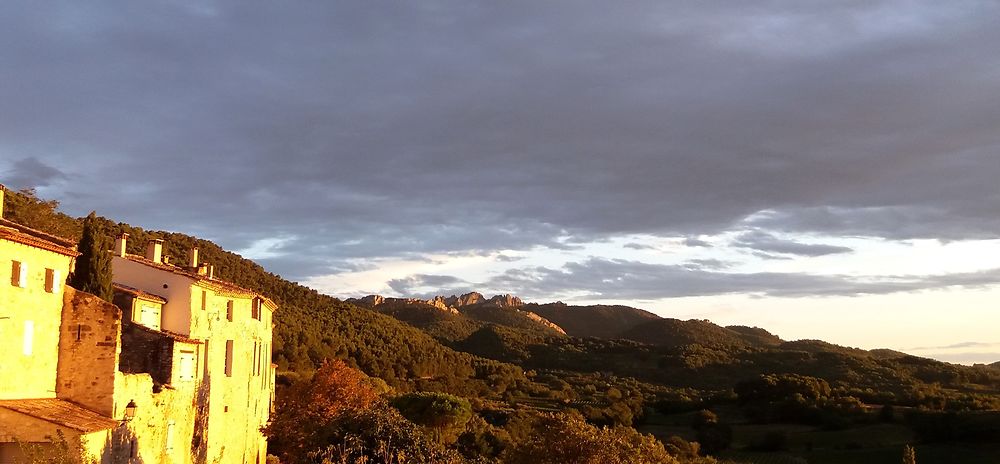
<box><xmin>122</xmin><ymin>400</ymin><xmax>138</xmax><ymax>424</ymax></box>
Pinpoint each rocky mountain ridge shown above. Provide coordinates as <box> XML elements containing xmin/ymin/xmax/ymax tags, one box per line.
<box><xmin>349</xmin><ymin>292</ymin><xmax>563</xmax><ymax>335</ymax></box>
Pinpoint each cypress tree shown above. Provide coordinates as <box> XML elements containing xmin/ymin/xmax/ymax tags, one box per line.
<box><xmin>70</xmin><ymin>212</ymin><xmax>113</xmax><ymax>301</ymax></box>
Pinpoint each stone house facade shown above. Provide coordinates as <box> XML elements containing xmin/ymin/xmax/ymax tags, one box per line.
<box><xmin>0</xmin><ymin>187</ymin><xmax>276</xmax><ymax>464</ymax></box>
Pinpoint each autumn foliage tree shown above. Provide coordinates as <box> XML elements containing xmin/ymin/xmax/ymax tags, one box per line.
<box><xmin>264</xmin><ymin>360</ymin><xmax>462</xmax><ymax>464</ymax></box>
<box><xmin>265</xmin><ymin>360</ymin><xmax>381</xmax><ymax>462</ymax></box>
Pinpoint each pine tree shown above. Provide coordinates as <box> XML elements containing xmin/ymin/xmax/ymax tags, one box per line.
<box><xmin>902</xmin><ymin>444</ymin><xmax>916</xmax><ymax>464</ymax></box>
<box><xmin>70</xmin><ymin>212</ymin><xmax>113</xmax><ymax>301</ymax></box>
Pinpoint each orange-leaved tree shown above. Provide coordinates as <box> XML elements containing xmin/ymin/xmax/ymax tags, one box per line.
<box><xmin>264</xmin><ymin>360</ymin><xmax>380</xmax><ymax>463</ymax></box>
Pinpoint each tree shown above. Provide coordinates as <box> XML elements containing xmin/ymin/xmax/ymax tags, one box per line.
<box><xmin>692</xmin><ymin>410</ymin><xmax>731</xmax><ymax>455</ymax></box>
<box><xmin>504</xmin><ymin>411</ymin><xmax>684</xmax><ymax>464</ymax></box>
<box><xmin>70</xmin><ymin>212</ymin><xmax>112</xmax><ymax>301</ymax></box>
<box><xmin>391</xmin><ymin>392</ymin><xmax>473</xmax><ymax>444</ymax></box>
<box><xmin>902</xmin><ymin>444</ymin><xmax>916</xmax><ymax>464</ymax></box>
<box><xmin>265</xmin><ymin>360</ymin><xmax>380</xmax><ymax>463</ymax></box>
<box><xmin>264</xmin><ymin>360</ymin><xmax>461</xmax><ymax>464</ymax></box>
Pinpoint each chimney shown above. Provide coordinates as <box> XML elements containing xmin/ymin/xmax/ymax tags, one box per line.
<box><xmin>146</xmin><ymin>239</ymin><xmax>164</xmax><ymax>263</ymax></box>
<box><xmin>207</xmin><ymin>265</ymin><xmax>215</xmax><ymax>279</ymax></box>
<box><xmin>114</xmin><ymin>233</ymin><xmax>128</xmax><ymax>257</ymax></box>
<box><xmin>0</xmin><ymin>184</ymin><xmax>5</xmax><ymax>219</ymax></box>
<box><xmin>189</xmin><ymin>247</ymin><xmax>199</xmax><ymax>268</ymax></box>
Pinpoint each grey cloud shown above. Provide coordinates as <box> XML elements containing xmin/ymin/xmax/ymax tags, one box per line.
<box><xmin>2</xmin><ymin>0</ymin><xmax>1000</xmax><ymax>282</ymax></box>
<box><xmin>908</xmin><ymin>341</ymin><xmax>1000</xmax><ymax>351</ymax></box>
<box><xmin>387</xmin><ymin>274</ymin><xmax>473</xmax><ymax>297</ymax></box>
<box><xmin>475</xmin><ymin>258</ymin><xmax>1000</xmax><ymax>300</ymax></box>
<box><xmin>2</xmin><ymin>157</ymin><xmax>67</xmax><ymax>189</ymax></box>
<box><xmin>733</xmin><ymin>230</ymin><xmax>853</xmax><ymax>257</ymax></box>
<box><xmin>683</xmin><ymin>238</ymin><xmax>712</xmax><ymax>248</ymax></box>
<box><xmin>624</xmin><ymin>242</ymin><xmax>657</xmax><ymax>250</ymax></box>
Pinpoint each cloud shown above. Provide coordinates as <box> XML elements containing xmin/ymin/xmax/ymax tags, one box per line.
<box><xmin>682</xmin><ymin>237</ymin><xmax>712</xmax><ymax>248</ymax></box>
<box><xmin>2</xmin><ymin>157</ymin><xmax>68</xmax><ymax>189</ymax></box>
<box><xmin>908</xmin><ymin>341</ymin><xmax>1000</xmax><ymax>351</ymax></box>
<box><xmin>2</xmin><ymin>0</ymin><xmax>1000</xmax><ymax>281</ymax></box>
<box><xmin>732</xmin><ymin>230</ymin><xmax>853</xmax><ymax>257</ymax></box>
<box><xmin>386</xmin><ymin>274</ymin><xmax>473</xmax><ymax>297</ymax></box>
<box><xmin>475</xmin><ymin>258</ymin><xmax>1000</xmax><ymax>301</ymax></box>
<box><xmin>682</xmin><ymin>259</ymin><xmax>732</xmax><ymax>270</ymax></box>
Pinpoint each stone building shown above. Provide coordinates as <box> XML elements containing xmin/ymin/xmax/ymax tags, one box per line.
<box><xmin>0</xmin><ymin>186</ymin><xmax>277</xmax><ymax>464</ymax></box>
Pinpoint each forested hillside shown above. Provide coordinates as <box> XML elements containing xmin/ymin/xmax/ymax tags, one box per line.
<box><xmin>2</xmin><ymin>189</ymin><xmax>526</xmax><ymax>395</ymax></box>
<box><xmin>529</xmin><ymin>302</ymin><xmax>660</xmax><ymax>338</ymax></box>
<box><xmin>8</xmin><ymin>188</ymin><xmax>1000</xmax><ymax>463</ymax></box>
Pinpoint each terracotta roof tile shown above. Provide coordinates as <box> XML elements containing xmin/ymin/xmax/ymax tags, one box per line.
<box><xmin>113</xmin><ymin>283</ymin><xmax>168</xmax><ymax>304</ymax></box>
<box><xmin>126</xmin><ymin>321</ymin><xmax>204</xmax><ymax>345</ymax></box>
<box><xmin>0</xmin><ymin>219</ymin><xmax>79</xmax><ymax>257</ymax></box>
<box><xmin>120</xmin><ymin>253</ymin><xmax>278</xmax><ymax>310</ymax></box>
<box><xmin>0</xmin><ymin>398</ymin><xmax>118</xmax><ymax>432</ymax></box>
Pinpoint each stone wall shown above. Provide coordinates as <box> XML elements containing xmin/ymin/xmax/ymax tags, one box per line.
<box><xmin>119</xmin><ymin>323</ymin><xmax>175</xmax><ymax>387</ymax></box>
<box><xmin>56</xmin><ymin>287</ymin><xmax>121</xmax><ymax>417</ymax></box>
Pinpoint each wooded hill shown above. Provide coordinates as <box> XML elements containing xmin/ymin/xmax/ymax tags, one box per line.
<box><xmin>7</xmin><ymin>188</ymin><xmax>1000</xmax><ymax>411</ymax></box>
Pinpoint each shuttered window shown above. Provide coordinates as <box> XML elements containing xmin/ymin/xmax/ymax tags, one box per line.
<box><xmin>224</xmin><ymin>340</ymin><xmax>234</xmax><ymax>377</ymax></box>
<box><xmin>44</xmin><ymin>268</ymin><xmax>60</xmax><ymax>293</ymax></box>
<box><xmin>11</xmin><ymin>261</ymin><xmax>26</xmax><ymax>288</ymax></box>
<box><xmin>177</xmin><ymin>350</ymin><xmax>197</xmax><ymax>382</ymax></box>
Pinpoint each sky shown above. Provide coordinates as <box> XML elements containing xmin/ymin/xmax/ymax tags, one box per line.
<box><xmin>1</xmin><ymin>1</ymin><xmax>998</xmax><ymax>364</ymax></box>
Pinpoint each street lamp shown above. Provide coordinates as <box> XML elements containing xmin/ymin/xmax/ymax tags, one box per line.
<box><xmin>122</xmin><ymin>400</ymin><xmax>137</xmax><ymax>424</ymax></box>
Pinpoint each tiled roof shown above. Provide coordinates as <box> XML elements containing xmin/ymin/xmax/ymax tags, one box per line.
<box><xmin>113</xmin><ymin>283</ymin><xmax>168</xmax><ymax>304</ymax></box>
<box><xmin>0</xmin><ymin>218</ymin><xmax>79</xmax><ymax>257</ymax></box>
<box><xmin>119</xmin><ymin>253</ymin><xmax>278</xmax><ymax>310</ymax></box>
<box><xmin>0</xmin><ymin>398</ymin><xmax>118</xmax><ymax>432</ymax></box>
<box><xmin>126</xmin><ymin>320</ymin><xmax>203</xmax><ymax>345</ymax></box>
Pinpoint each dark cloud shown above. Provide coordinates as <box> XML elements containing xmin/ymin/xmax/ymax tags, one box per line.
<box><xmin>732</xmin><ymin>230</ymin><xmax>853</xmax><ymax>257</ymax></box>
<box><xmin>2</xmin><ymin>157</ymin><xmax>67</xmax><ymax>189</ymax></box>
<box><xmin>624</xmin><ymin>242</ymin><xmax>657</xmax><ymax>250</ymax></box>
<box><xmin>2</xmin><ymin>1</ymin><xmax>1000</xmax><ymax>284</ymax></box>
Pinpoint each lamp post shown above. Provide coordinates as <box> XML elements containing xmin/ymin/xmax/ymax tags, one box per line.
<box><xmin>122</xmin><ymin>400</ymin><xmax>137</xmax><ymax>424</ymax></box>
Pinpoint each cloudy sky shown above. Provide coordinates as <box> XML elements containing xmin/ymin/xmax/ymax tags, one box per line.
<box><xmin>2</xmin><ymin>1</ymin><xmax>998</xmax><ymax>364</ymax></box>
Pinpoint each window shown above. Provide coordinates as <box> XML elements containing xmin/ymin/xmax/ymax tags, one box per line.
<box><xmin>253</xmin><ymin>342</ymin><xmax>259</xmax><ymax>376</ymax></box>
<box><xmin>226</xmin><ymin>300</ymin><xmax>234</xmax><ymax>321</ymax></box>
<box><xmin>224</xmin><ymin>340</ymin><xmax>234</xmax><ymax>377</ymax></box>
<box><xmin>201</xmin><ymin>290</ymin><xmax>207</xmax><ymax>310</ymax></box>
<box><xmin>44</xmin><ymin>268</ymin><xmax>59</xmax><ymax>293</ymax></box>
<box><xmin>166</xmin><ymin>421</ymin><xmax>176</xmax><ymax>451</ymax></box>
<box><xmin>22</xmin><ymin>320</ymin><xmax>34</xmax><ymax>355</ymax></box>
<box><xmin>177</xmin><ymin>350</ymin><xmax>197</xmax><ymax>382</ymax></box>
<box><xmin>251</xmin><ymin>298</ymin><xmax>261</xmax><ymax>321</ymax></box>
<box><xmin>139</xmin><ymin>304</ymin><xmax>161</xmax><ymax>330</ymax></box>
<box><xmin>11</xmin><ymin>261</ymin><xmax>26</xmax><ymax>288</ymax></box>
